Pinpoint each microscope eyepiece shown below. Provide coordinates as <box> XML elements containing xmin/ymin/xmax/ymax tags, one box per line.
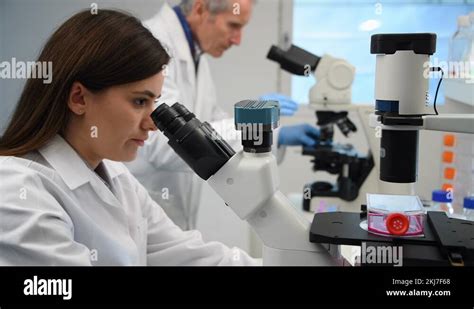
<box><xmin>171</xmin><ymin>103</ymin><xmax>195</xmax><ymax>122</ymax></box>
<box><xmin>151</xmin><ymin>103</ymin><xmax>235</xmax><ymax>180</ymax></box>
<box><xmin>266</xmin><ymin>44</ymin><xmax>320</xmax><ymax>76</ymax></box>
<box><xmin>151</xmin><ymin>103</ymin><xmax>184</xmax><ymax>134</ymax></box>
<box><xmin>267</xmin><ymin>45</ymin><xmax>285</xmax><ymax>64</ymax></box>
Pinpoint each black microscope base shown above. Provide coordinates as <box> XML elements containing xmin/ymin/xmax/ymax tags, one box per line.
<box><xmin>309</xmin><ymin>211</ymin><xmax>474</xmax><ymax>266</ymax></box>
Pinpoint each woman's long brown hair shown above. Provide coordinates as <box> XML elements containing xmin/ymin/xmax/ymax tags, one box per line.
<box><xmin>0</xmin><ymin>9</ymin><xmax>170</xmax><ymax>156</ymax></box>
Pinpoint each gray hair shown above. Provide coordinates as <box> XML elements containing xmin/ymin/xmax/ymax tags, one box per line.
<box><xmin>179</xmin><ymin>0</ymin><xmax>233</xmax><ymax>15</ymax></box>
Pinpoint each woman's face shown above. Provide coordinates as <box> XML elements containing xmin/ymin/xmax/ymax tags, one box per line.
<box><xmin>67</xmin><ymin>72</ymin><xmax>164</xmax><ymax>166</ymax></box>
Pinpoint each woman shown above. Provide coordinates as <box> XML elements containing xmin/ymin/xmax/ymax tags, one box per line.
<box><xmin>0</xmin><ymin>9</ymin><xmax>258</xmax><ymax>266</ymax></box>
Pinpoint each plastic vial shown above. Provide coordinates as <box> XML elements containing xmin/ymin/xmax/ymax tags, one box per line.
<box><xmin>463</xmin><ymin>196</ymin><xmax>474</xmax><ymax>221</ymax></box>
<box><xmin>431</xmin><ymin>190</ymin><xmax>454</xmax><ymax>216</ymax></box>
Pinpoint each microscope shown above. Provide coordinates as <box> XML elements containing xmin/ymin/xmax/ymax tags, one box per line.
<box><xmin>152</xmin><ymin>33</ymin><xmax>473</xmax><ymax>266</ymax></box>
<box><xmin>151</xmin><ymin>100</ymin><xmax>338</xmax><ymax>266</ymax></box>
<box><xmin>311</xmin><ymin>33</ymin><xmax>474</xmax><ymax>266</ymax></box>
<box><xmin>267</xmin><ymin>44</ymin><xmax>374</xmax><ymax>211</ymax></box>
<box><xmin>267</xmin><ymin>44</ymin><xmax>355</xmax><ymax>104</ymax></box>
<box><xmin>300</xmin><ymin>110</ymin><xmax>374</xmax><ymax>211</ymax></box>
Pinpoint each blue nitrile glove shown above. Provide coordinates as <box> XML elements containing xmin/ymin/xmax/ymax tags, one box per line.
<box><xmin>278</xmin><ymin>124</ymin><xmax>320</xmax><ymax>147</ymax></box>
<box><xmin>259</xmin><ymin>93</ymin><xmax>298</xmax><ymax>116</ymax></box>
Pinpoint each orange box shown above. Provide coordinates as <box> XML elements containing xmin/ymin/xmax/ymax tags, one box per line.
<box><xmin>442</xmin><ymin>151</ymin><xmax>454</xmax><ymax>163</ymax></box>
<box><xmin>442</xmin><ymin>183</ymin><xmax>453</xmax><ymax>191</ymax></box>
<box><xmin>443</xmin><ymin>134</ymin><xmax>455</xmax><ymax>147</ymax></box>
<box><xmin>444</xmin><ymin>167</ymin><xmax>456</xmax><ymax>180</ymax></box>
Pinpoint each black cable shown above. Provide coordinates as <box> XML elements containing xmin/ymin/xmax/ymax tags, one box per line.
<box><xmin>430</xmin><ymin>67</ymin><xmax>444</xmax><ymax>115</ymax></box>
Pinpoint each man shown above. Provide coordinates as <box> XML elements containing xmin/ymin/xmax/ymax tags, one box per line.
<box><xmin>126</xmin><ymin>0</ymin><xmax>320</xmax><ymax>230</ymax></box>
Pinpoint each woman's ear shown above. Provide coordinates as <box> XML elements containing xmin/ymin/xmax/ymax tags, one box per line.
<box><xmin>68</xmin><ymin>81</ymin><xmax>89</xmax><ymax>116</ymax></box>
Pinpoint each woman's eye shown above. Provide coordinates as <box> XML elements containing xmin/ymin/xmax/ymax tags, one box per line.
<box><xmin>133</xmin><ymin>98</ymin><xmax>147</xmax><ymax>106</ymax></box>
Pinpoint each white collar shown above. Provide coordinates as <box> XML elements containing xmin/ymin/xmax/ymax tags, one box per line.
<box><xmin>38</xmin><ymin>135</ymin><xmax>127</xmax><ymax>190</ymax></box>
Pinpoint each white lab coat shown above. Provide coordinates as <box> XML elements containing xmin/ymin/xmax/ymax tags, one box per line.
<box><xmin>125</xmin><ymin>3</ymin><xmax>282</xmax><ymax>230</ymax></box>
<box><xmin>0</xmin><ymin>135</ymin><xmax>259</xmax><ymax>266</ymax></box>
